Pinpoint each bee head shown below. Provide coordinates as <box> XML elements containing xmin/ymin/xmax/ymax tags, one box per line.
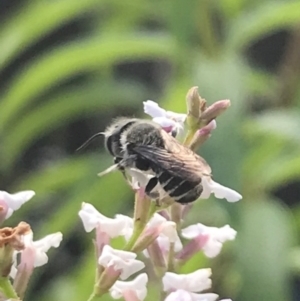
<box><xmin>104</xmin><ymin>118</ymin><xmax>138</xmax><ymax>157</ymax></box>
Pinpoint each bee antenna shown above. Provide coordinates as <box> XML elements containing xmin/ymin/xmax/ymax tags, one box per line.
<box><xmin>76</xmin><ymin>132</ymin><xmax>104</xmax><ymax>152</ymax></box>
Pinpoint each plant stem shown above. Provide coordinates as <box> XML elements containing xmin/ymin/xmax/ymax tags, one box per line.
<box><xmin>0</xmin><ymin>277</ymin><xmax>18</xmax><ymax>299</ymax></box>
<box><xmin>124</xmin><ymin>224</ymin><xmax>145</xmax><ymax>251</ymax></box>
<box><xmin>167</xmin><ymin>242</ymin><xmax>176</xmax><ymax>272</ymax></box>
<box><xmin>87</xmin><ymin>292</ymin><xmax>103</xmax><ymax>301</ymax></box>
<box><xmin>124</xmin><ymin>196</ymin><xmax>157</xmax><ymax>251</ymax></box>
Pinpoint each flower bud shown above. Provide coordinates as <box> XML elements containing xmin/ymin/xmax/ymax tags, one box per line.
<box><xmin>146</xmin><ymin>241</ymin><xmax>166</xmax><ymax>277</ymax></box>
<box><xmin>176</xmin><ymin>234</ymin><xmax>209</xmax><ymax>264</ymax></box>
<box><xmin>132</xmin><ymin>221</ymin><xmax>176</xmax><ymax>253</ymax></box>
<box><xmin>186</xmin><ymin>87</ymin><xmax>205</xmax><ymax>118</ymax></box>
<box><xmin>188</xmin><ymin>120</ymin><xmax>217</xmax><ymax>151</ymax></box>
<box><xmin>199</xmin><ymin>99</ymin><xmax>230</xmax><ymax>125</ymax></box>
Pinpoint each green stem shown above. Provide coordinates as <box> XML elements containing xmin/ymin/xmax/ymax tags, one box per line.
<box><xmin>87</xmin><ymin>292</ymin><xmax>103</xmax><ymax>301</ymax></box>
<box><xmin>124</xmin><ymin>222</ymin><xmax>146</xmax><ymax>251</ymax></box>
<box><xmin>183</xmin><ymin>129</ymin><xmax>196</xmax><ymax>146</ymax></box>
<box><xmin>124</xmin><ymin>199</ymin><xmax>157</xmax><ymax>251</ymax></box>
<box><xmin>167</xmin><ymin>242</ymin><xmax>176</xmax><ymax>272</ymax></box>
<box><xmin>0</xmin><ymin>277</ymin><xmax>18</xmax><ymax>299</ymax></box>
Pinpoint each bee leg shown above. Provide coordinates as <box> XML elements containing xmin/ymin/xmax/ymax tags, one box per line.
<box><xmin>145</xmin><ymin>177</ymin><xmax>160</xmax><ymax>200</ymax></box>
<box><xmin>113</xmin><ymin>157</ymin><xmax>128</xmax><ymax>180</ymax></box>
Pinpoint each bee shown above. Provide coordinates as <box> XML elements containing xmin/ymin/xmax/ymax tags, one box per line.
<box><xmin>78</xmin><ymin>118</ymin><xmax>211</xmax><ymax>204</ymax></box>
<box><xmin>98</xmin><ymin>117</ymin><xmax>213</xmax><ymax>204</ymax></box>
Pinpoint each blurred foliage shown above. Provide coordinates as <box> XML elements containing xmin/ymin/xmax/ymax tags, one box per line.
<box><xmin>1</xmin><ymin>0</ymin><xmax>300</xmax><ymax>300</ymax></box>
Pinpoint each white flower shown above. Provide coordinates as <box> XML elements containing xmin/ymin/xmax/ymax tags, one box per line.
<box><xmin>127</xmin><ymin>168</ymin><xmax>155</xmax><ymax>190</ymax></box>
<box><xmin>143</xmin><ymin>100</ymin><xmax>186</xmax><ymax>133</ymax></box>
<box><xmin>0</xmin><ymin>190</ymin><xmax>35</xmax><ymax>219</ymax></box>
<box><xmin>23</xmin><ymin>231</ymin><xmax>63</xmax><ymax>267</ymax></box>
<box><xmin>200</xmin><ymin>177</ymin><xmax>242</xmax><ymax>202</ymax></box>
<box><xmin>110</xmin><ymin>273</ymin><xmax>148</xmax><ymax>300</ymax></box>
<box><xmin>99</xmin><ymin>245</ymin><xmax>145</xmax><ymax>280</ymax></box>
<box><xmin>165</xmin><ymin>290</ymin><xmax>218</xmax><ymax>301</ymax></box>
<box><xmin>143</xmin><ymin>214</ymin><xmax>182</xmax><ymax>257</ymax></box>
<box><xmin>181</xmin><ymin>224</ymin><xmax>236</xmax><ymax>258</ymax></box>
<box><xmin>163</xmin><ymin>269</ymin><xmax>212</xmax><ymax>293</ymax></box>
<box><xmin>10</xmin><ymin>231</ymin><xmax>63</xmax><ymax>278</ymax></box>
<box><xmin>78</xmin><ymin>203</ymin><xmax>132</xmax><ymax>238</ymax></box>
<box><xmin>148</xmin><ymin>214</ymin><xmax>179</xmax><ymax>244</ymax></box>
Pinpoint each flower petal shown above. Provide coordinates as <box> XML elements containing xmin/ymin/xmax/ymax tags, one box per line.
<box><xmin>181</xmin><ymin>224</ymin><xmax>203</xmax><ymax>239</ymax></box>
<box><xmin>143</xmin><ymin>100</ymin><xmax>167</xmax><ymax>118</ymax></box>
<box><xmin>110</xmin><ymin>273</ymin><xmax>148</xmax><ymax>300</ymax></box>
<box><xmin>164</xmin><ymin>290</ymin><xmax>218</xmax><ymax>301</ymax></box>
<box><xmin>163</xmin><ymin>269</ymin><xmax>212</xmax><ymax>293</ymax></box>
<box><xmin>79</xmin><ymin>203</ymin><xmax>131</xmax><ymax>238</ymax></box>
<box><xmin>200</xmin><ymin>177</ymin><xmax>242</xmax><ymax>202</ymax></box>
<box><xmin>127</xmin><ymin>168</ymin><xmax>155</xmax><ymax>189</ymax></box>
<box><xmin>166</xmin><ymin>111</ymin><xmax>187</xmax><ymax>124</ymax></box>
<box><xmin>0</xmin><ymin>190</ymin><xmax>35</xmax><ymax>219</ymax></box>
<box><xmin>15</xmin><ymin>230</ymin><xmax>63</xmax><ymax>273</ymax></box>
<box><xmin>33</xmin><ymin>232</ymin><xmax>63</xmax><ymax>253</ymax></box>
<box><xmin>152</xmin><ymin>117</ymin><xmax>178</xmax><ymax>130</ymax></box>
<box><xmin>99</xmin><ymin>245</ymin><xmax>145</xmax><ymax>280</ymax></box>
<box><xmin>143</xmin><ymin>100</ymin><xmax>186</xmax><ymax>134</ymax></box>
<box><xmin>182</xmin><ymin>224</ymin><xmax>237</xmax><ymax>258</ymax></box>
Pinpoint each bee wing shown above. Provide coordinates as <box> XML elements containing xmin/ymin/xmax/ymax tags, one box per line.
<box><xmin>132</xmin><ymin>144</ymin><xmax>210</xmax><ymax>182</ymax></box>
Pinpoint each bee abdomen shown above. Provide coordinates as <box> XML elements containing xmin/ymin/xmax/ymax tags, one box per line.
<box><xmin>157</xmin><ymin>171</ymin><xmax>202</xmax><ymax>204</ymax></box>
<box><xmin>168</xmin><ymin>180</ymin><xmax>196</xmax><ymax>197</ymax></box>
<box><xmin>157</xmin><ymin>171</ymin><xmax>173</xmax><ymax>186</ymax></box>
<box><xmin>172</xmin><ymin>183</ymin><xmax>203</xmax><ymax>204</ymax></box>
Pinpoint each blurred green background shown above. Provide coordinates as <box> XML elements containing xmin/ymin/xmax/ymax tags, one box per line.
<box><xmin>1</xmin><ymin>0</ymin><xmax>300</xmax><ymax>300</ymax></box>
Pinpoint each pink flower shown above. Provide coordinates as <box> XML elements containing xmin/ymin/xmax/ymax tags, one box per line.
<box><xmin>143</xmin><ymin>100</ymin><xmax>186</xmax><ymax>134</ymax></box>
<box><xmin>142</xmin><ymin>213</ymin><xmax>182</xmax><ymax>256</ymax></box>
<box><xmin>79</xmin><ymin>203</ymin><xmax>133</xmax><ymax>255</ymax></box>
<box><xmin>181</xmin><ymin>224</ymin><xmax>236</xmax><ymax>258</ymax></box>
<box><xmin>99</xmin><ymin>245</ymin><xmax>145</xmax><ymax>280</ymax></box>
<box><xmin>11</xmin><ymin>230</ymin><xmax>62</xmax><ymax>280</ymax></box>
<box><xmin>110</xmin><ymin>273</ymin><xmax>148</xmax><ymax>300</ymax></box>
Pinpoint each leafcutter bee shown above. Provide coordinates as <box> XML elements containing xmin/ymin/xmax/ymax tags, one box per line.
<box><xmin>79</xmin><ymin>118</ymin><xmax>211</xmax><ymax>204</ymax></box>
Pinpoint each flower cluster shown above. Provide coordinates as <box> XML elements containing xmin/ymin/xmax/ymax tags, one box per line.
<box><xmin>78</xmin><ymin>87</ymin><xmax>242</xmax><ymax>301</ymax></box>
<box><xmin>0</xmin><ymin>190</ymin><xmax>63</xmax><ymax>300</ymax></box>
<box><xmin>0</xmin><ymin>87</ymin><xmax>241</xmax><ymax>301</ymax></box>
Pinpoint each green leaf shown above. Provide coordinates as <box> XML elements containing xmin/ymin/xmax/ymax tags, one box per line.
<box><xmin>0</xmin><ymin>0</ymin><xmax>101</xmax><ymax>69</ymax></box>
<box><xmin>243</xmin><ymin>110</ymin><xmax>300</xmax><ymax>145</ymax></box>
<box><xmin>0</xmin><ymin>34</ymin><xmax>175</xmax><ymax>130</ymax></box>
<box><xmin>237</xmin><ymin>199</ymin><xmax>294</xmax><ymax>301</ymax></box>
<box><xmin>260</xmin><ymin>154</ymin><xmax>300</xmax><ymax>191</ymax></box>
<box><xmin>227</xmin><ymin>1</ymin><xmax>300</xmax><ymax>51</ymax></box>
<box><xmin>2</xmin><ymin>81</ymin><xmax>146</xmax><ymax>168</ymax></box>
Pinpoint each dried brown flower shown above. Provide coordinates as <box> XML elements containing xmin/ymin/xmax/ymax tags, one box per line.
<box><xmin>0</xmin><ymin>222</ymin><xmax>31</xmax><ymax>251</ymax></box>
